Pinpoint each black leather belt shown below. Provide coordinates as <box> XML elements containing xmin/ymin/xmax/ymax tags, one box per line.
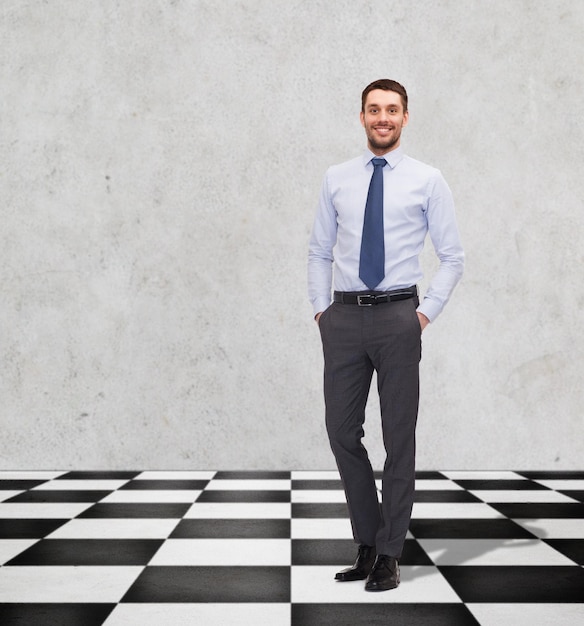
<box><xmin>334</xmin><ymin>287</ymin><xmax>417</xmax><ymax>306</ymax></box>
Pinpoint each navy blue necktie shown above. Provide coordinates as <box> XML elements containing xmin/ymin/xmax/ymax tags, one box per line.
<box><xmin>359</xmin><ymin>157</ymin><xmax>386</xmax><ymax>289</ymax></box>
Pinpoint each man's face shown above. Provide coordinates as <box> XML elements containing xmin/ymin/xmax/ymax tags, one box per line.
<box><xmin>360</xmin><ymin>89</ymin><xmax>409</xmax><ymax>155</ymax></box>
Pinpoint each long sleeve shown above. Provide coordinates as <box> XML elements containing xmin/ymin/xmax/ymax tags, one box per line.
<box><xmin>308</xmin><ymin>170</ymin><xmax>337</xmax><ymax>317</ymax></box>
<box><xmin>416</xmin><ymin>171</ymin><xmax>465</xmax><ymax>322</ymax></box>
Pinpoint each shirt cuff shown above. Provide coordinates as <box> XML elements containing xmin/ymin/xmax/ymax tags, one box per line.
<box><xmin>312</xmin><ymin>296</ymin><xmax>332</xmax><ymax>318</ymax></box>
<box><xmin>416</xmin><ymin>298</ymin><xmax>441</xmax><ymax>323</ymax></box>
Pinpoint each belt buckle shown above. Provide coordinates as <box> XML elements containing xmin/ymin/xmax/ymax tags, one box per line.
<box><xmin>357</xmin><ymin>295</ymin><xmax>375</xmax><ymax>306</ymax></box>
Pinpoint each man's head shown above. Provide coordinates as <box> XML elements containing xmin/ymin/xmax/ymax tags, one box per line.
<box><xmin>361</xmin><ymin>79</ymin><xmax>408</xmax><ymax>113</ymax></box>
<box><xmin>360</xmin><ymin>79</ymin><xmax>409</xmax><ymax>155</ymax></box>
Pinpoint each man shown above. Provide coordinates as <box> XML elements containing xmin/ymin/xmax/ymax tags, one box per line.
<box><xmin>307</xmin><ymin>79</ymin><xmax>464</xmax><ymax>591</ymax></box>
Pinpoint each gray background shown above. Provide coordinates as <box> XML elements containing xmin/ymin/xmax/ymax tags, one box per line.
<box><xmin>2</xmin><ymin>0</ymin><xmax>582</xmax><ymax>470</ymax></box>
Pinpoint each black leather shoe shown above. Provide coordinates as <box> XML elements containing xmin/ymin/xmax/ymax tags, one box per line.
<box><xmin>365</xmin><ymin>554</ymin><xmax>400</xmax><ymax>591</ymax></box>
<box><xmin>335</xmin><ymin>544</ymin><xmax>376</xmax><ymax>581</ymax></box>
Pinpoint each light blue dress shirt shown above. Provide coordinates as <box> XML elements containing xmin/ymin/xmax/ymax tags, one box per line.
<box><xmin>308</xmin><ymin>146</ymin><xmax>464</xmax><ymax>322</ymax></box>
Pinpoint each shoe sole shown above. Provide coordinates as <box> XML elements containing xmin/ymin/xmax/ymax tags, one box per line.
<box><xmin>335</xmin><ymin>574</ymin><xmax>369</xmax><ymax>582</ymax></box>
<box><xmin>365</xmin><ymin>581</ymin><xmax>399</xmax><ymax>591</ymax></box>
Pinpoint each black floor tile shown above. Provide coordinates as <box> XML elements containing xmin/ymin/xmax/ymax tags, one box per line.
<box><xmin>414</xmin><ymin>490</ymin><xmax>481</xmax><ymax>502</ymax></box>
<box><xmin>196</xmin><ymin>490</ymin><xmax>290</xmax><ymax>503</ymax></box>
<box><xmin>6</xmin><ymin>539</ymin><xmax>164</xmax><ymax>566</ymax></box>
<box><xmin>0</xmin><ymin>519</ymin><xmax>69</xmax><ymax>539</ymax></box>
<box><xmin>5</xmin><ymin>490</ymin><xmax>111</xmax><ymax>503</ymax></box>
<box><xmin>214</xmin><ymin>471</ymin><xmax>290</xmax><ymax>479</ymax></box>
<box><xmin>559</xmin><ymin>490</ymin><xmax>584</xmax><ymax>502</ymax></box>
<box><xmin>121</xmin><ymin>566</ymin><xmax>290</xmax><ymax>603</ymax></box>
<box><xmin>291</xmin><ymin>603</ymin><xmax>480</xmax><ymax>626</ymax></box>
<box><xmin>56</xmin><ymin>471</ymin><xmax>140</xmax><ymax>480</ymax></box>
<box><xmin>543</xmin><ymin>539</ymin><xmax>584</xmax><ymax>565</ymax></box>
<box><xmin>452</xmin><ymin>479</ymin><xmax>548</xmax><ymax>491</ymax></box>
<box><xmin>78</xmin><ymin>503</ymin><xmax>191</xmax><ymax>518</ymax></box>
<box><xmin>409</xmin><ymin>518</ymin><xmax>536</xmax><ymax>539</ymax></box>
<box><xmin>291</xmin><ymin>538</ymin><xmax>432</xmax><ymax>566</ymax></box>
<box><xmin>291</xmin><ymin>538</ymin><xmax>355</xmax><ymax>566</ymax></box>
<box><xmin>292</xmin><ymin>503</ymin><xmax>349</xmax><ymax>518</ymax></box>
<box><xmin>119</xmin><ymin>479</ymin><xmax>209</xmax><ymax>490</ymax></box>
<box><xmin>415</xmin><ymin>471</ymin><xmax>447</xmax><ymax>479</ymax></box>
<box><xmin>439</xmin><ymin>565</ymin><xmax>584</xmax><ymax>602</ymax></box>
<box><xmin>517</xmin><ymin>471</ymin><xmax>584</xmax><ymax>480</ymax></box>
<box><xmin>292</xmin><ymin>480</ymin><xmax>344</xmax><ymax>490</ymax></box>
<box><xmin>0</xmin><ymin>604</ymin><xmax>115</xmax><ymax>626</ymax></box>
<box><xmin>170</xmin><ymin>518</ymin><xmax>290</xmax><ymax>539</ymax></box>
<box><xmin>0</xmin><ymin>480</ymin><xmax>49</xmax><ymax>491</ymax></box>
<box><xmin>489</xmin><ymin>502</ymin><xmax>584</xmax><ymax>519</ymax></box>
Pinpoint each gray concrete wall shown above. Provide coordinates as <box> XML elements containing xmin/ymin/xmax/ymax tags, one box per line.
<box><xmin>2</xmin><ymin>0</ymin><xmax>583</xmax><ymax>470</ymax></box>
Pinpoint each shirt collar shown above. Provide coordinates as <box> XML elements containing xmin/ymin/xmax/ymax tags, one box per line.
<box><xmin>363</xmin><ymin>146</ymin><xmax>404</xmax><ymax>170</ymax></box>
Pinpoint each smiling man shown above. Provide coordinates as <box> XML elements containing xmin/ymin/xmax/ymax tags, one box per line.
<box><xmin>308</xmin><ymin>79</ymin><xmax>464</xmax><ymax>591</ymax></box>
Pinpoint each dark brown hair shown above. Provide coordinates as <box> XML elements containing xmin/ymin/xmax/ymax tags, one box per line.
<box><xmin>361</xmin><ymin>79</ymin><xmax>408</xmax><ymax>113</ymax></box>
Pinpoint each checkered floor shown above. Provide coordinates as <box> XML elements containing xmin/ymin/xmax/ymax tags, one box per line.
<box><xmin>0</xmin><ymin>470</ymin><xmax>583</xmax><ymax>625</ymax></box>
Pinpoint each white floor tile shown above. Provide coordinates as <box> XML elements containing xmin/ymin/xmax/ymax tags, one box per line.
<box><xmin>33</xmin><ymin>480</ymin><xmax>130</xmax><ymax>491</ymax></box>
<box><xmin>0</xmin><ymin>566</ymin><xmax>142</xmax><ymax>602</ymax></box>
<box><xmin>100</xmin><ymin>490</ymin><xmax>201</xmax><ymax>503</ymax></box>
<box><xmin>291</xmin><ymin>471</ymin><xmax>340</xmax><ymax>480</ymax></box>
<box><xmin>441</xmin><ymin>471</ymin><xmax>525</xmax><ymax>480</ymax></box>
<box><xmin>46</xmin><ymin>518</ymin><xmax>179</xmax><ymax>539</ymax></box>
<box><xmin>415</xmin><ymin>479</ymin><xmax>464</xmax><ymax>491</ymax></box>
<box><xmin>534</xmin><ymin>479</ymin><xmax>584</xmax><ymax>491</ymax></box>
<box><xmin>291</xmin><ymin>518</ymin><xmax>354</xmax><ymax>539</ymax></box>
<box><xmin>0</xmin><ymin>503</ymin><xmax>93</xmax><ymax>518</ymax></box>
<box><xmin>0</xmin><ymin>540</ymin><xmax>38</xmax><ymax>565</ymax></box>
<box><xmin>0</xmin><ymin>491</ymin><xmax>22</xmax><ymax>503</ymax></box>
<box><xmin>418</xmin><ymin>539</ymin><xmax>575</xmax><ymax>566</ymax></box>
<box><xmin>150</xmin><ymin>539</ymin><xmax>291</xmax><ymax>565</ymax></box>
<box><xmin>134</xmin><ymin>471</ymin><xmax>216</xmax><ymax>480</ymax></box>
<box><xmin>411</xmin><ymin>502</ymin><xmax>503</xmax><ymax>519</ymax></box>
<box><xmin>205</xmin><ymin>480</ymin><xmax>291</xmax><ymax>491</ymax></box>
<box><xmin>468</xmin><ymin>603</ymin><xmax>584</xmax><ymax>626</ymax></box>
<box><xmin>512</xmin><ymin>518</ymin><xmax>584</xmax><ymax>539</ymax></box>
<box><xmin>104</xmin><ymin>603</ymin><xmax>290</xmax><ymax>626</ymax></box>
<box><xmin>290</xmin><ymin>518</ymin><xmax>414</xmax><ymax>540</ymax></box>
<box><xmin>291</xmin><ymin>490</ymin><xmax>348</xmax><ymax>503</ymax></box>
<box><xmin>184</xmin><ymin>502</ymin><xmax>291</xmax><ymax>519</ymax></box>
<box><xmin>291</xmin><ymin>565</ymin><xmax>460</xmax><ymax>603</ymax></box>
<box><xmin>470</xmin><ymin>490</ymin><xmax>579</xmax><ymax>503</ymax></box>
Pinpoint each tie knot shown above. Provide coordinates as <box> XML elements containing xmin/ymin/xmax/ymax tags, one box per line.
<box><xmin>371</xmin><ymin>158</ymin><xmax>386</xmax><ymax>168</ymax></box>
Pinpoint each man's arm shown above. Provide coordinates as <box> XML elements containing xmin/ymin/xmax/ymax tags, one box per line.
<box><xmin>417</xmin><ymin>171</ymin><xmax>464</xmax><ymax>323</ymax></box>
<box><xmin>308</xmin><ymin>171</ymin><xmax>337</xmax><ymax>320</ymax></box>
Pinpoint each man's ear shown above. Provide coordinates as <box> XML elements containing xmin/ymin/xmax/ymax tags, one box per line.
<box><xmin>360</xmin><ymin>111</ymin><xmax>365</xmax><ymax>127</ymax></box>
